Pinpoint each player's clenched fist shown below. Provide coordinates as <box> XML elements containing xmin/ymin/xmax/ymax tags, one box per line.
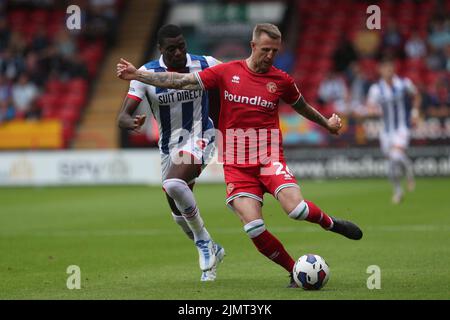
<box><xmin>327</xmin><ymin>113</ymin><xmax>343</xmax><ymax>135</ymax></box>
<box><xmin>117</xmin><ymin>58</ymin><xmax>138</xmax><ymax>81</ymax></box>
<box><xmin>132</xmin><ymin>115</ymin><xmax>146</xmax><ymax>131</ymax></box>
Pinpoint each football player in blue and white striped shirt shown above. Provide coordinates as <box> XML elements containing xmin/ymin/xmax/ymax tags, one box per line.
<box><xmin>367</xmin><ymin>58</ymin><xmax>421</xmax><ymax>204</ymax></box>
<box><xmin>118</xmin><ymin>25</ymin><xmax>224</xmax><ymax>281</ymax></box>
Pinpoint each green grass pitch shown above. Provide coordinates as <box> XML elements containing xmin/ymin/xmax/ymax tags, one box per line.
<box><xmin>1</xmin><ymin>178</ymin><xmax>449</xmax><ymax>300</ymax></box>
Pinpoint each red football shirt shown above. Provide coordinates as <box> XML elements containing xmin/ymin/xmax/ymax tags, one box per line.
<box><xmin>195</xmin><ymin>60</ymin><xmax>301</xmax><ymax>166</ymax></box>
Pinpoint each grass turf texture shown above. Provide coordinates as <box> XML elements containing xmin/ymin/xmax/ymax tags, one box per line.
<box><xmin>1</xmin><ymin>178</ymin><xmax>449</xmax><ymax>299</ymax></box>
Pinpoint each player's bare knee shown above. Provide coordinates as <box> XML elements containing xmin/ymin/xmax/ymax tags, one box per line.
<box><xmin>165</xmin><ymin>163</ymin><xmax>200</xmax><ymax>182</ymax></box>
<box><xmin>230</xmin><ymin>197</ymin><xmax>262</xmax><ymax>223</ymax></box>
<box><xmin>277</xmin><ymin>188</ymin><xmax>303</xmax><ymax>214</ymax></box>
<box><xmin>162</xmin><ymin>178</ymin><xmax>189</xmax><ymax>199</ymax></box>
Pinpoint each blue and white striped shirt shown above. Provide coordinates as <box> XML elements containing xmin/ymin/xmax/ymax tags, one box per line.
<box><xmin>367</xmin><ymin>75</ymin><xmax>417</xmax><ymax>133</ymax></box>
<box><xmin>127</xmin><ymin>54</ymin><xmax>220</xmax><ymax>154</ymax></box>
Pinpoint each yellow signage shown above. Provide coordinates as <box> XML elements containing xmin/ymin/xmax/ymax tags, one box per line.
<box><xmin>0</xmin><ymin>120</ymin><xmax>63</xmax><ymax>149</ymax></box>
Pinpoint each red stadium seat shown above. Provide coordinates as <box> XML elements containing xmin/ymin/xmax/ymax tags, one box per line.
<box><xmin>81</xmin><ymin>44</ymin><xmax>105</xmax><ymax>63</ymax></box>
<box><xmin>61</xmin><ymin>94</ymin><xmax>86</xmax><ymax>109</ymax></box>
<box><xmin>8</xmin><ymin>10</ymin><xmax>27</xmax><ymax>25</ymax></box>
<box><xmin>37</xmin><ymin>94</ymin><xmax>59</xmax><ymax>110</ymax></box>
<box><xmin>46</xmin><ymin>80</ymin><xmax>66</xmax><ymax>94</ymax></box>
<box><xmin>423</xmin><ymin>71</ymin><xmax>446</xmax><ymax>90</ymax></box>
<box><xmin>60</xmin><ymin>107</ymin><xmax>80</xmax><ymax>123</ymax></box>
<box><xmin>395</xmin><ymin>60</ymin><xmax>405</xmax><ymax>74</ymax></box>
<box><xmin>50</xmin><ymin>10</ymin><xmax>66</xmax><ymax>24</ymax></box>
<box><xmin>46</xmin><ymin>23</ymin><xmax>62</xmax><ymax>39</ymax></box>
<box><xmin>314</xmin><ymin>59</ymin><xmax>332</xmax><ymax>73</ymax></box>
<box><xmin>86</xmin><ymin>62</ymin><xmax>99</xmax><ymax>78</ymax></box>
<box><xmin>41</xmin><ymin>105</ymin><xmax>59</xmax><ymax>119</ymax></box>
<box><xmin>30</xmin><ymin>10</ymin><xmax>48</xmax><ymax>24</ymax></box>
<box><xmin>67</xmin><ymin>78</ymin><xmax>88</xmax><ymax>95</ymax></box>
<box><xmin>404</xmin><ymin>59</ymin><xmax>426</xmax><ymax>73</ymax></box>
<box><xmin>358</xmin><ymin>59</ymin><xmax>378</xmax><ymax>80</ymax></box>
<box><xmin>403</xmin><ymin>70</ymin><xmax>421</xmax><ymax>86</ymax></box>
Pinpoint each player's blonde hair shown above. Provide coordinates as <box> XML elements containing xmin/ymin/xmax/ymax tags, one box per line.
<box><xmin>252</xmin><ymin>23</ymin><xmax>282</xmax><ymax>41</ymax></box>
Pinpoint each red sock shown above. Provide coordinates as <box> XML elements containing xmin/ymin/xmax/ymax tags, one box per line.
<box><xmin>305</xmin><ymin>200</ymin><xmax>333</xmax><ymax>229</ymax></box>
<box><xmin>250</xmin><ymin>230</ymin><xmax>295</xmax><ymax>273</ymax></box>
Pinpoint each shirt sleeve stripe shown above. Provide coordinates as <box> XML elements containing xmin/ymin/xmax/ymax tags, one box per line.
<box><xmin>194</xmin><ymin>72</ymin><xmax>205</xmax><ymax>90</ymax></box>
<box><xmin>127</xmin><ymin>94</ymin><xmax>142</xmax><ymax>102</ymax></box>
<box><xmin>290</xmin><ymin>93</ymin><xmax>302</xmax><ymax>106</ymax></box>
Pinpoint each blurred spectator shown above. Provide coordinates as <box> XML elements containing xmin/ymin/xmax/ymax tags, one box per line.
<box><xmin>8</xmin><ymin>31</ymin><xmax>26</xmax><ymax>56</ymax></box>
<box><xmin>382</xmin><ymin>21</ymin><xmax>403</xmax><ymax>59</ymax></box>
<box><xmin>0</xmin><ymin>16</ymin><xmax>10</xmax><ymax>52</ymax></box>
<box><xmin>426</xmin><ymin>46</ymin><xmax>446</xmax><ymax>71</ymax></box>
<box><xmin>317</xmin><ymin>71</ymin><xmax>349</xmax><ymax>115</ymax></box>
<box><xmin>0</xmin><ymin>72</ymin><xmax>14</xmax><ymax>120</ymax></box>
<box><xmin>0</xmin><ymin>49</ymin><xmax>25</xmax><ymax>80</ymax></box>
<box><xmin>90</xmin><ymin>0</ymin><xmax>118</xmax><ymax>19</ymax></box>
<box><xmin>31</xmin><ymin>26</ymin><xmax>50</xmax><ymax>53</ymax></box>
<box><xmin>274</xmin><ymin>45</ymin><xmax>294</xmax><ymax>73</ymax></box>
<box><xmin>405</xmin><ymin>31</ymin><xmax>427</xmax><ymax>60</ymax></box>
<box><xmin>0</xmin><ymin>73</ymin><xmax>11</xmax><ymax>101</ymax></box>
<box><xmin>428</xmin><ymin>18</ymin><xmax>450</xmax><ymax>51</ymax></box>
<box><xmin>444</xmin><ymin>44</ymin><xmax>450</xmax><ymax>72</ymax></box>
<box><xmin>85</xmin><ymin>0</ymin><xmax>118</xmax><ymax>46</ymax></box>
<box><xmin>333</xmin><ymin>35</ymin><xmax>357</xmax><ymax>74</ymax></box>
<box><xmin>347</xmin><ymin>63</ymin><xmax>373</xmax><ymax>116</ymax></box>
<box><xmin>426</xmin><ymin>78</ymin><xmax>450</xmax><ymax>118</ymax></box>
<box><xmin>0</xmin><ymin>99</ymin><xmax>15</xmax><ymax>123</ymax></box>
<box><xmin>64</xmin><ymin>54</ymin><xmax>89</xmax><ymax>79</ymax></box>
<box><xmin>11</xmin><ymin>73</ymin><xmax>39</xmax><ymax>118</ymax></box>
<box><xmin>55</xmin><ymin>29</ymin><xmax>77</xmax><ymax>58</ymax></box>
<box><xmin>352</xmin><ymin>26</ymin><xmax>381</xmax><ymax>58</ymax></box>
<box><xmin>0</xmin><ymin>0</ymin><xmax>6</xmax><ymax>14</ymax></box>
<box><xmin>24</xmin><ymin>51</ymin><xmax>46</xmax><ymax>86</ymax></box>
<box><xmin>425</xmin><ymin>14</ymin><xmax>448</xmax><ymax>71</ymax></box>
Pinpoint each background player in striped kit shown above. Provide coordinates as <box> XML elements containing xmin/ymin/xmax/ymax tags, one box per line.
<box><xmin>117</xmin><ymin>25</ymin><xmax>224</xmax><ymax>281</ymax></box>
<box><xmin>367</xmin><ymin>58</ymin><xmax>421</xmax><ymax>204</ymax></box>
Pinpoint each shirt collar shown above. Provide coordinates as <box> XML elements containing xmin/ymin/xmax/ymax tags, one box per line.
<box><xmin>381</xmin><ymin>75</ymin><xmax>401</xmax><ymax>90</ymax></box>
<box><xmin>158</xmin><ymin>54</ymin><xmax>192</xmax><ymax>69</ymax></box>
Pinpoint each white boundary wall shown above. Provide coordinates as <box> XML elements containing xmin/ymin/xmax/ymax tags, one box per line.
<box><xmin>0</xmin><ymin>150</ymin><xmax>224</xmax><ymax>186</ymax></box>
<box><xmin>2</xmin><ymin>147</ymin><xmax>448</xmax><ymax>186</ymax></box>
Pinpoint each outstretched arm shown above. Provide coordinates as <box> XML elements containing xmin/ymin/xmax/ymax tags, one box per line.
<box><xmin>292</xmin><ymin>96</ymin><xmax>343</xmax><ymax>135</ymax></box>
<box><xmin>117</xmin><ymin>58</ymin><xmax>201</xmax><ymax>90</ymax></box>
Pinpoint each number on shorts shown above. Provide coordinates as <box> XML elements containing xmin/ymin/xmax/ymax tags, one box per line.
<box><xmin>273</xmin><ymin>162</ymin><xmax>285</xmax><ymax>175</ymax></box>
<box><xmin>273</xmin><ymin>162</ymin><xmax>293</xmax><ymax>176</ymax></box>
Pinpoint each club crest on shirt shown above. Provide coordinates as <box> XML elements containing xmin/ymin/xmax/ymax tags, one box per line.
<box><xmin>266</xmin><ymin>82</ymin><xmax>277</xmax><ymax>93</ymax></box>
<box><xmin>227</xmin><ymin>183</ymin><xmax>235</xmax><ymax>194</ymax></box>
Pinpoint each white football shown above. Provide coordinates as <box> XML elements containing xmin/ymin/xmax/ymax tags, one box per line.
<box><xmin>293</xmin><ymin>254</ymin><xmax>330</xmax><ymax>290</ymax></box>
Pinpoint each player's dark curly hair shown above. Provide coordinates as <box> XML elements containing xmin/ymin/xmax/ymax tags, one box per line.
<box><xmin>157</xmin><ymin>24</ymin><xmax>183</xmax><ymax>46</ymax></box>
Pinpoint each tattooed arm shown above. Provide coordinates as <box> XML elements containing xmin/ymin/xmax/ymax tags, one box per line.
<box><xmin>291</xmin><ymin>96</ymin><xmax>342</xmax><ymax>135</ymax></box>
<box><xmin>117</xmin><ymin>58</ymin><xmax>201</xmax><ymax>90</ymax></box>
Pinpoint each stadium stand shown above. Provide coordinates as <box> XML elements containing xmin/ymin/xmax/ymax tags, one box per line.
<box><xmin>0</xmin><ymin>0</ymin><xmax>126</xmax><ymax>148</ymax></box>
<box><xmin>74</xmin><ymin>0</ymin><xmax>161</xmax><ymax>149</ymax></box>
<box><xmin>293</xmin><ymin>0</ymin><xmax>449</xmax><ymax>119</ymax></box>
<box><xmin>1</xmin><ymin>0</ymin><xmax>449</xmax><ymax>150</ymax></box>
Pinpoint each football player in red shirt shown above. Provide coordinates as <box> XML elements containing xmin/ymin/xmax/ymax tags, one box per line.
<box><xmin>117</xmin><ymin>23</ymin><xmax>363</xmax><ymax>287</ymax></box>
